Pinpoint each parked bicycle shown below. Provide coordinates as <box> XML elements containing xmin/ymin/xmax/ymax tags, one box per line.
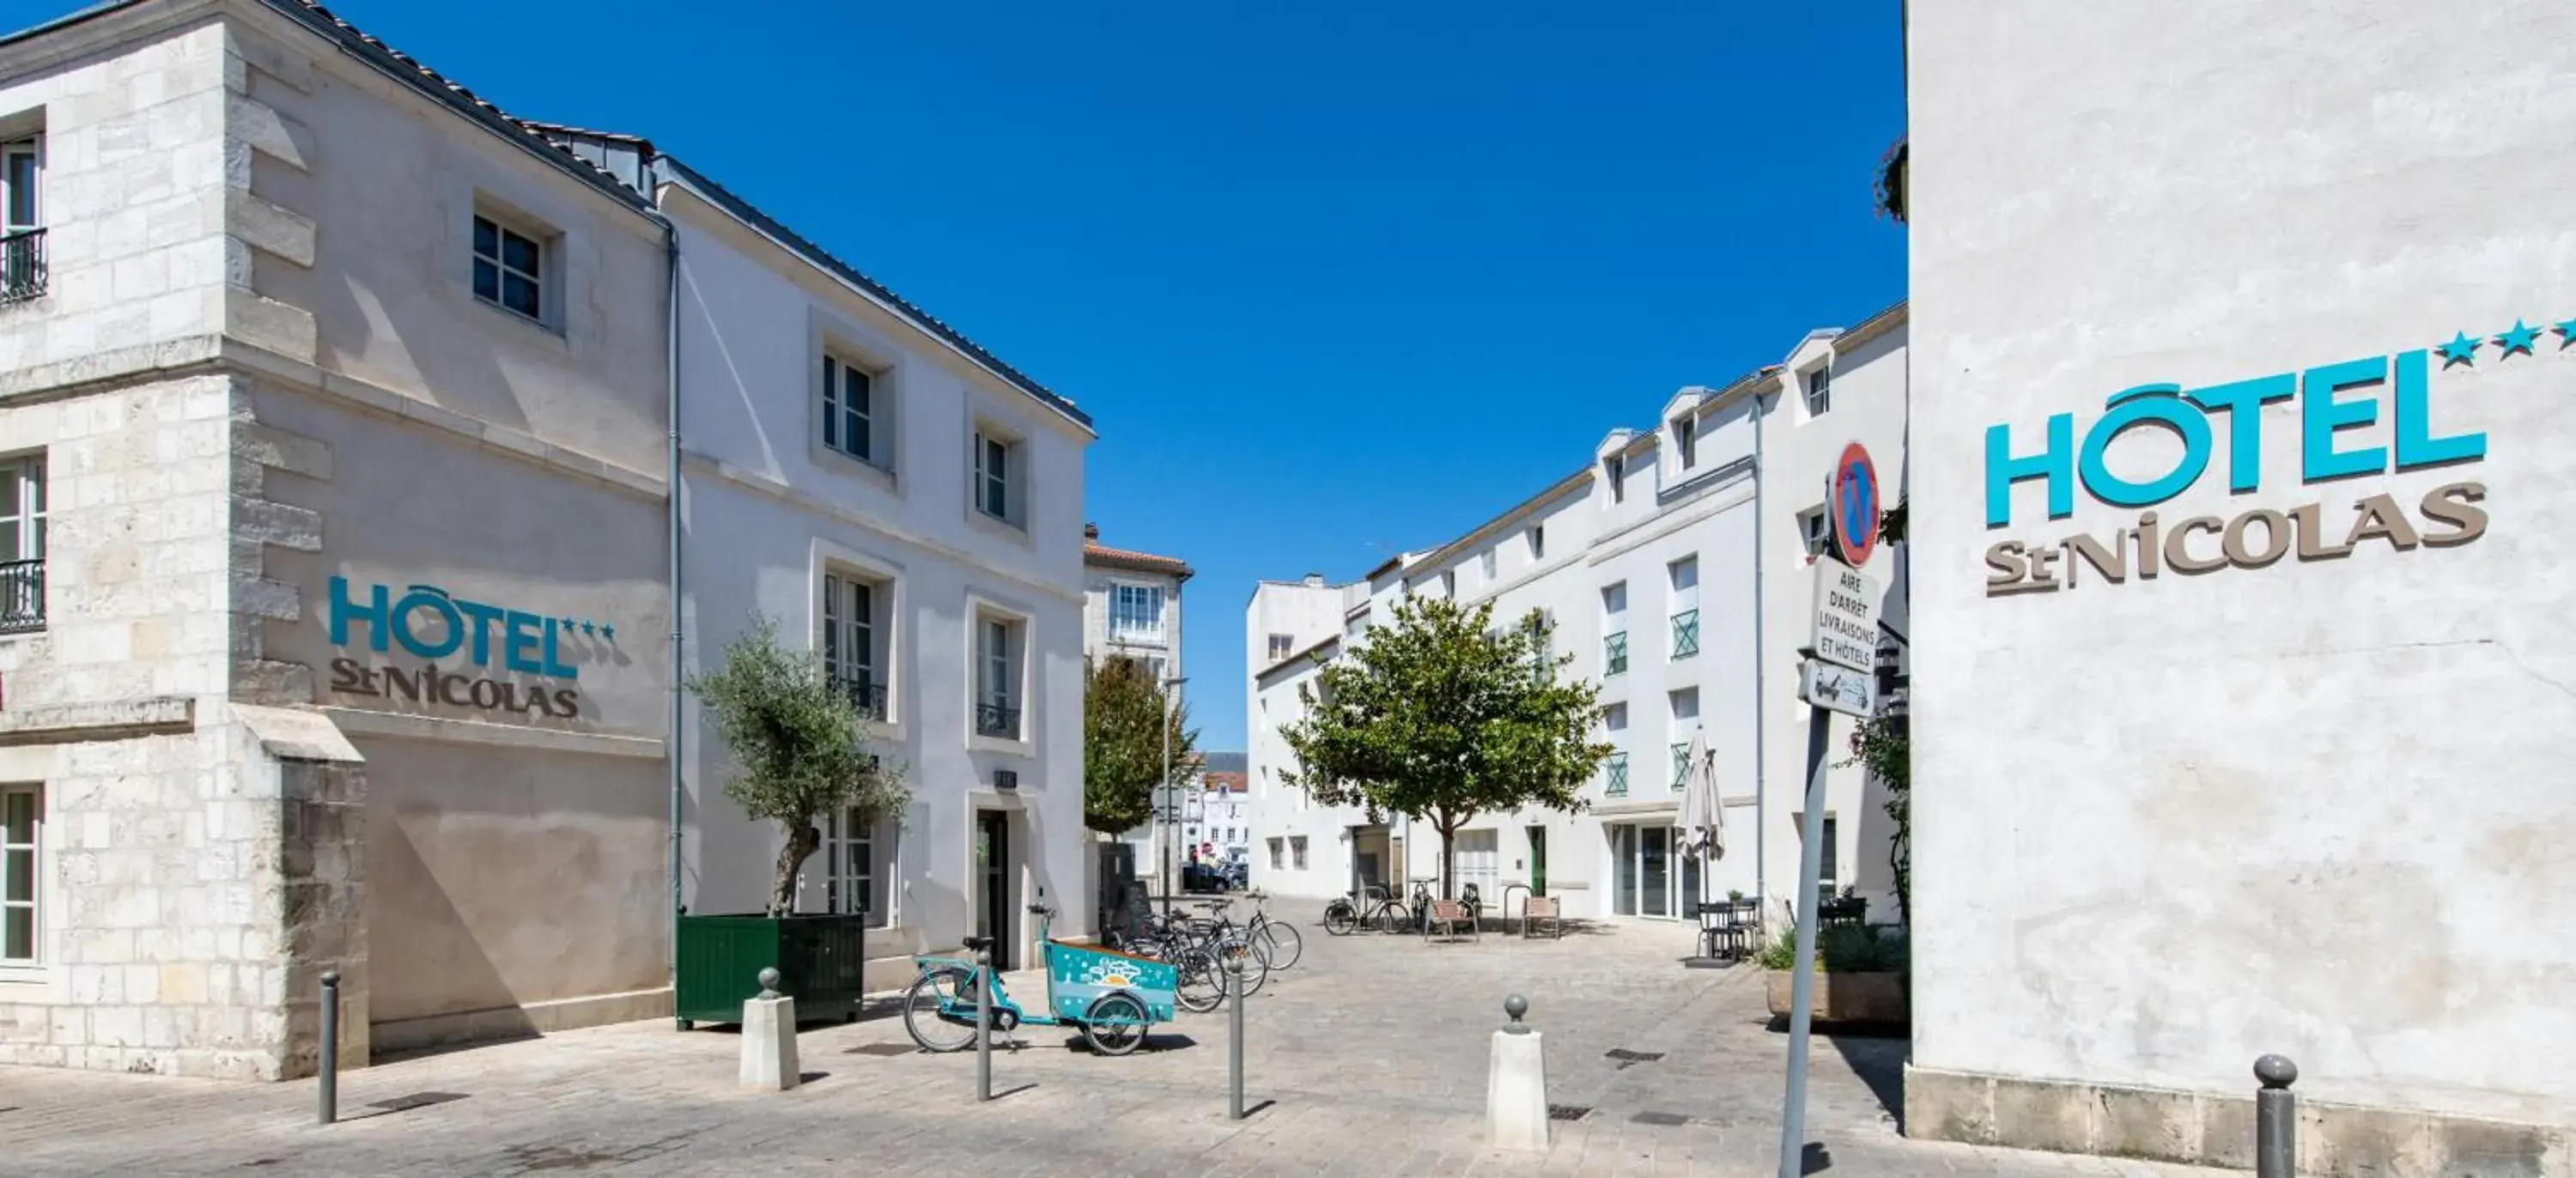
<box><xmin>1239</xmin><ymin>889</ymin><xmax>1303</xmax><ymax>970</ymax></box>
<box><xmin>1117</xmin><ymin>897</ymin><xmax>1268</xmax><ymax>1011</ymax></box>
<box><xmin>1323</xmin><ymin>883</ymin><xmax>1409</xmax><ymax>935</ymax></box>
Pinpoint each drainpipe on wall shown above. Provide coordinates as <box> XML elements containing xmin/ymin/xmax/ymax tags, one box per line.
<box><xmin>648</xmin><ymin>192</ymin><xmax>683</xmax><ymax>1004</ymax></box>
<box><xmin>1751</xmin><ymin>383</ymin><xmax>1768</xmax><ymax>917</ymax></box>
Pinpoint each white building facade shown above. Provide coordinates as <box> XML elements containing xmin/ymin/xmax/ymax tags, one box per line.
<box><xmin>1249</xmin><ymin>307</ymin><xmax>1908</xmax><ymax>928</ymax></box>
<box><xmin>1908</xmin><ymin>1</ymin><xmax>2575</xmax><ymax>1169</ymax></box>
<box><xmin>625</xmin><ymin>148</ymin><xmax>1097</xmax><ymax>982</ymax></box>
<box><xmin>1077</xmin><ymin>525</ymin><xmax>1188</xmax><ymax>890</ymax></box>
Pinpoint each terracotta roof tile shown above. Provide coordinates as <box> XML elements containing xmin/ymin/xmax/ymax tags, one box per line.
<box><xmin>1084</xmin><ymin>542</ymin><xmax>1192</xmax><ymax>578</ymax></box>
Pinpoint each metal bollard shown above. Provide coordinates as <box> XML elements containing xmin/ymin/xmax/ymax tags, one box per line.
<box><xmin>2255</xmin><ymin>1054</ymin><xmax>2297</xmax><ymax>1178</ymax></box>
<box><xmin>317</xmin><ymin>969</ymin><xmax>340</xmax><ymax>1126</ymax></box>
<box><xmin>1226</xmin><ymin>956</ymin><xmax>1246</xmax><ymax>1120</ymax></box>
<box><xmin>975</xmin><ymin>950</ymin><xmax>993</xmax><ymax>1102</ymax></box>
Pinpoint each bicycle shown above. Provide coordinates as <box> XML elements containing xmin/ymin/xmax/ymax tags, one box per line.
<box><xmin>1322</xmin><ymin>883</ymin><xmax>1408</xmax><ymax>935</ymax></box>
<box><xmin>1239</xmin><ymin>889</ymin><xmax>1303</xmax><ymax>969</ymax></box>
<box><xmin>1118</xmin><ymin>899</ymin><xmax>1264</xmax><ymax>1012</ymax></box>
<box><xmin>899</xmin><ymin>901</ymin><xmax>1169</xmax><ymax>1056</ymax></box>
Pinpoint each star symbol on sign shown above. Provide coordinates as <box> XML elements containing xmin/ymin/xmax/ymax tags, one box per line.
<box><xmin>2494</xmin><ymin>319</ymin><xmax>2541</xmax><ymax>356</ymax></box>
<box><xmin>2555</xmin><ymin>317</ymin><xmax>2576</xmax><ymax>348</ymax></box>
<box><xmin>582</xmin><ymin>620</ymin><xmax>596</xmax><ymax>636</ymax></box>
<box><xmin>600</xmin><ymin>623</ymin><xmax>616</xmax><ymax>641</ymax></box>
<box><xmin>562</xmin><ymin>616</ymin><xmax>580</xmax><ymax>633</ymax></box>
<box><xmin>2438</xmin><ymin>331</ymin><xmax>2482</xmax><ymax>367</ymax></box>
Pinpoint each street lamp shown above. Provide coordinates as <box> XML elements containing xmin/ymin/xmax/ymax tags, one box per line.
<box><xmin>1160</xmin><ymin>674</ymin><xmax>1188</xmax><ymax>915</ymax></box>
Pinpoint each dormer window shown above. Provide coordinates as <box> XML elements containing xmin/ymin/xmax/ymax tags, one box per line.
<box><xmin>1803</xmin><ymin>365</ymin><xmax>1832</xmax><ymax>416</ymax></box>
<box><xmin>1674</xmin><ymin>416</ymin><xmax>1698</xmax><ymax>471</ymax></box>
<box><xmin>1605</xmin><ymin>454</ymin><xmax>1625</xmax><ymax>504</ymax></box>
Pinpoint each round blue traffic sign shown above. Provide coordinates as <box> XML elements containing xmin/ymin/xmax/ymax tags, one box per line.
<box><xmin>1831</xmin><ymin>442</ymin><xmax>1879</xmax><ymax>568</ymax></box>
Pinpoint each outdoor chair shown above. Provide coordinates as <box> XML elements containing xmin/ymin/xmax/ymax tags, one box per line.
<box><xmin>1522</xmin><ymin>896</ymin><xmax>1563</xmax><ymax>939</ymax></box>
<box><xmin>1426</xmin><ymin>898</ymin><xmax>1479</xmax><ymax>943</ymax></box>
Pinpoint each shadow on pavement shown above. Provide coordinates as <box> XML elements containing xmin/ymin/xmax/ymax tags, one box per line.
<box><xmin>1826</xmin><ymin>1031</ymin><xmax>1907</xmax><ymax>1131</ymax></box>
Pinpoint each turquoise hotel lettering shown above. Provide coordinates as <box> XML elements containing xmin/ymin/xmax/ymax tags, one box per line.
<box><xmin>325</xmin><ymin>578</ymin><xmax>598</xmax><ymax>718</ymax></box>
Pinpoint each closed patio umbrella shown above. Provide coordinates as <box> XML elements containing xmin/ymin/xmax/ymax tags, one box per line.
<box><xmin>1677</xmin><ymin>729</ymin><xmax>1724</xmax><ymax>861</ymax></box>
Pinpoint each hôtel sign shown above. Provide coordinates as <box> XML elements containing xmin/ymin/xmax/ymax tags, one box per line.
<box><xmin>1975</xmin><ymin>319</ymin><xmax>2552</xmax><ymax>596</ymax></box>
<box><xmin>325</xmin><ymin>577</ymin><xmax>611</xmax><ymax>719</ymax></box>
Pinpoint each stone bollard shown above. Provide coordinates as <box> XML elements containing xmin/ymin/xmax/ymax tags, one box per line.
<box><xmin>2255</xmin><ymin>1054</ymin><xmax>2297</xmax><ymax>1178</ymax></box>
<box><xmin>738</xmin><ymin>968</ymin><xmax>800</xmax><ymax>1091</ymax></box>
<box><xmin>1486</xmin><ymin>993</ymin><xmax>1549</xmax><ymax>1151</ymax></box>
<box><xmin>318</xmin><ymin>969</ymin><xmax>341</xmax><ymax>1126</ymax></box>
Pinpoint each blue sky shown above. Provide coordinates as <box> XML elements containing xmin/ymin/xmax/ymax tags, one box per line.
<box><xmin>50</xmin><ymin>1</ymin><xmax>1906</xmax><ymax>748</ymax></box>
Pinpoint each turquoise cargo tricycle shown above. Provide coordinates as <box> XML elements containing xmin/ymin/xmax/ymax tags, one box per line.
<box><xmin>902</xmin><ymin>901</ymin><xmax>1175</xmax><ymax>1056</ymax></box>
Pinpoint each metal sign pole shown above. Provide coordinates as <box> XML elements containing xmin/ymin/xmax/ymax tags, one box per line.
<box><xmin>1776</xmin><ymin>701</ymin><xmax>1833</xmax><ymax>1178</ymax></box>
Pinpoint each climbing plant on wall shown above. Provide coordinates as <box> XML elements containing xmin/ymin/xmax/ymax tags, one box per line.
<box><xmin>1840</xmin><ymin>498</ymin><xmax>1911</xmax><ymax>928</ymax></box>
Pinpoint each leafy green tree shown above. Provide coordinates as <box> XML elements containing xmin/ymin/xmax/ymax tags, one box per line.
<box><xmin>1083</xmin><ymin>657</ymin><xmax>1198</xmax><ymax>835</ymax></box>
<box><xmin>690</xmin><ymin>616</ymin><xmax>910</xmax><ymax>915</ymax></box>
<box><xmin>1281</xmin><ymin>595</ymin><xmax>1611</xmax><ymax>896</ymax></box>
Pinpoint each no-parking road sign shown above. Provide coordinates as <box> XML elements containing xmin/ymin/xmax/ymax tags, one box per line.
<box><xmin>1829</xmin><ymin>442</ymin><xmax>1879</xmax><ymax>568</ymax></box>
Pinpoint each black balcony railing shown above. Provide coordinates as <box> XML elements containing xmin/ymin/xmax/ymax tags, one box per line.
<box><xmin>1</xmin><ymin>229</ymin><xmax>45</xmax><ymax>305</ymax></box>
<box><xmin>975</xmin><ymin>701</ymin><xmax>1021</xmax><ymax>738</ymax></box>
<box><xmin>830</xmin><ymin>675</ymin><xmax>888</xmax><ymax>721</ymax></box>
<box><xmin>0</xmin><ymin>560</ymin><xmax>43</xmax><ymax>633</ymax></box>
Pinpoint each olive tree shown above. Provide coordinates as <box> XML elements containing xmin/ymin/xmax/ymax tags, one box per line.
<box><xmin>690</xmin><ymin>616</ymin><xmax>910</xmax><ymax>915</ymax></box>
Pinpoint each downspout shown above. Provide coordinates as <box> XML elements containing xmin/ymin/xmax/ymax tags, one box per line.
<box><xmin>1751</xmin><ymin>383</ymin><xmax>1768</xmax><ymax>916</ymax></box>
<box><xmin>648</xmin><ymin>184</ymin><xmax>683</xmax><ymax>1005</ymax></box>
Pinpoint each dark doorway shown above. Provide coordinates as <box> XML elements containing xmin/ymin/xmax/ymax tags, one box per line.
<box><xmin>977</xmin><ymin>811</ymin><xmax>1012</xmax><ymax>969</ymax></box>
<box><xmin>1527</xmin><ymin>825</ymin><xmax>1548</xmax><ymax>896</ymax></box>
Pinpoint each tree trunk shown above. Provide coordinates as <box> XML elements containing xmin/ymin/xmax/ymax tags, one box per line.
<box><xmin>772</xmin><ymin>819</ymin><xmax>822</xmax><ymax>915</ymax></box>
<box><xmin>1435</xmin><ymin>812</ymin><xmax>1460</xmax><ymax>900</ymax></box>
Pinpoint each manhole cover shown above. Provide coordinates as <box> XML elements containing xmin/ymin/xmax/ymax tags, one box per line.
<box><xmin>1547</xmin><ymin>1104</ymin><xmax>1593</xmax><ymax>1121</ymax></box>
<box><xmin>368</xmin><ymin>1091</ymin><xmax>470</xmax><ymax>1114</ymax></box>
<box><xmin>1631</xmin><ymin>1110</ymin><xmax>1692</xmax><ymax>1126</ymax></box>
<box><xmin>1605</xmin><ymin>1047</ymin><xmax>1666</xmax><ymax>1069</ymax></box>
<box><xmin>845</xmin><ymin>1042</ymin><xmax>915</xmax><ymax>1057</ymax></box>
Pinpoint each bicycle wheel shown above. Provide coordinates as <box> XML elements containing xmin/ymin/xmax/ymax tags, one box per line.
<box><xmin>1219</xmin><ymin>935</ymin><xmax>1270</xmax><ymax>998</ymax></box>
<box><xmin>1255</xmin><ymin>918</ymin><xmax>1303</xmax><ymax>969</ymax></box>
<box><xmin>1174</xmin><ymin>947</ymin><xmax>1225</xmax><ymax>1013</ymax></box>
<box><xmin>901</xmin><ymin>965</ymin><xmax>979</xmax><ymax>1053</ymax></box>
<box><xmin>1374</xmin><ymin>903</ymin><xmax>1409</xmax><ymax>935</ymax></box>
<box><xmin>1323</xmin><ymin>902</ymin><xmax>1355</xmax><ymax>936</ymax></box>
<box><xmin>1082</xmin><ymin>993</ymin><xmax>1148</xmax><ymax>1056</ymax></box>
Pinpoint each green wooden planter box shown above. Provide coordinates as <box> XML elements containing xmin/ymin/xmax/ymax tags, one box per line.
<box><xmin>675</xmin><ymin>912</ymin><xmax>868</xmax><ymax>1029</ymax></box>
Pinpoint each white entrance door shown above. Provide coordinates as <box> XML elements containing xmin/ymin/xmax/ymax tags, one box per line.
<box><xmin>1453</xmin><ymin>829</ymin><xmax>1498</xmax><ymax>900</ymax></box>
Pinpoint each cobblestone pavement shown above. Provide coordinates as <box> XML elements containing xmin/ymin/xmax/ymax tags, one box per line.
<box><xmin>1</xmin><ymin>903</ymin><xmax>2243</xmax><ymax>1176</ymax></box>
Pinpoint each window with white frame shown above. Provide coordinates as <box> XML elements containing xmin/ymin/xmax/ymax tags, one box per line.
<box><xmin>1803</xmin><ymin>365</ymin><xmax>1832</xmax><ymax>416</ymax></box>
<box><xmin>3</xmin><ymin>783</ymin><xmax>39</xmax><ymax>963</ymax></box>
<box><xmin>973</xmin><ymin>427</ymin><xmax>1026</xmax><ymax>526</ymax></box>
<box><xmin>1290</xmin><ymin>835</ymin><xmax>1309</xmax><ymax>869</ymax></box>
<box><xmin>823</xmin><ymin>804</ymin><xmax>895</xmax><ymax>927</ymax></box>
<box><xmin>1480</xmin><ymin>549</ymin><xmax>1498</xmax><ymax>580</ymax></box>
<box><xmin>1797</xmin><ymin>505</ymin><xmax>1832</xmax><ymax>556</ymax></box>
<box><xmin>1268</xmin><ymin>836</ymin><xmax>1285</xmax><ymax>870</ymax></box>
<box><xmin>821</xmin><ymin>354</ymin><xmax>881</xmax><ymax>467</ymax></box>
<box><xmin>471</xmin><ymin>211</ymin><xmax>548</xmax><ymax>324</ymax></box>
<box><xmin>2</xmin><ymin>136</ymin><xmax>42</xmax><ymax>304</ymax></box>
<box><xmin>1109</xmin><ymin>583</ymin><xmax>1165</xmax><ymax>642</ymax></box>
<box><xmin>1601</xmin><ymin>701</ymin><xmax>1628</xmax><ymax>733</ymax></box>
<box><xmin>975</xmin><ymin>614</ymin><xmax>1024</xmax><ymax>738</ymax></box>
<box><xmin>1605</xmin><ymin>453</ymin><xmax>1625</xmax><ymax>504</ymax></box>
<box><xmin>1528</xmin><ymin>525</ymin><xmax>1545</xmax><ymax>562</ymax></box>
<box><xmin>1440</xmin><ymin>569</ymin><xmax>1455</xmax><ymax>598</ymax></box>
<box><xmin>1267</xmin><ymin>633</ymin><xmax>1294</xmax><ymax>661</ymax></box>
<box><xmin>0</xmin><ymin>458</ymin><xmax>44</xmax><ymax>633</ymax></box>
<box><xmin>821</xmin><ymin>572</ymin><xmax>887</xmax><ymax>720</ymax></box>
<box><xmin>1674</xmin><ymin>415</ymin><xmax>1698</xmax><ymax>471</ymax></box>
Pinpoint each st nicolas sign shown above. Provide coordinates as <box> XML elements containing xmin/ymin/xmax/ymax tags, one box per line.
<box><xmin>325</xmin><ymin>577</ymin><xmax>612</xmax><ymax>720</ymax></box>
<box><xmin>1976</xmin><ymin>322</ymin><xmax>2539</xmax><ymax>596</ymax></box>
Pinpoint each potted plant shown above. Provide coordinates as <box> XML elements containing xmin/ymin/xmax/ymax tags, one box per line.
<box><xmin>675</xmin><ymin>617</ymin><xmax>910</xmax><ymax>1029</ymax></box>
<box><xmin>1760</xmin><ymin>921</ymin><xmax>1908</xmax><ymax>1025</ymax></box>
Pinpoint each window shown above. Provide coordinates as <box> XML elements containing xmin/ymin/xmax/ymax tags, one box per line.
<box><xmin>823</xmin><ymin>805</ymin><xmax>894</xmax><ymax>927</ymax></box>
<box><xmin>821</xmin><ymin>355</ymin><xmax>878</xmax><ymax>466</ymax></box>
<box><xmin>1820</xmin><ymin>816</ymin><xmax>1839</xmax><ymax>886</ymax></box>
<box><xmin>1604</xmin><ymin>630</ymin><xmax>1628</xmax><ymax>676</ymax></box>
<box><xmin>821</xmin><ymin>573</ymin><xmax>886</xmax><ymax>720</ymax></box>
<box><xmin>1798</xmin><ymin>505</ymin><xmax>1832</xmax><ymax>557</ymax></box>
<box><xmin>1803</xmin><ymin>365</ymin><xmax>1832</xmax><ymax>416</ymax></box>
<box><xmin>1268</xmin><ymin>837</ymin><xmax>1285</xmax><ymax>870</ymax></box>
<box><xmin>973</xmin><ymin>428</ymin><xmax>1019</xmax><ymax>525</ymax></box>
<box><xmin>471</xmin><ymin>213</ymin><xmax>545</xmax><ymax>323</ymax></box>
<box><xmin>1671</xmin><ymin>742</ymin><xmax>1692</xmax><ymax>789</ymax></box>
<box><xmin>1669</xmin><ymin>688</ymin><xmax>1699</xmax><ymax>726</ymax></box>
<box><xmin>1480</xmin><ymin>549</ymin><xmax>1498</xmax><ymax>580</ymax></box>
<box><xmin>1523</xmin><ymin>610</ymin><xmax>1552</xmax><ymax>679</ymax></box>
<box><xmin>1528</xmin><ymin>525</ymin><xmax>1545</xmax><ymax>561</ymax></box>
<box><xmin>1601</xmin><ymin>701</ymin><xmax>1628</xmax><ymax>732</ymax></box>
<box><xmin>1605</xmin><ymin>454</ymin><xmax>1625</xmax><ymax>504</ymax></box>
<box><xmin>1290</xmin><ymin>835</ymin><xmax>1309</xmax><ymax>869</ymax></box>
<box><xmin>0</xmin><ymin>459</ymin><xmax>43</xmax><ymax>633</ymax></box>
<box><xmin>1674</xmin><ymin>416</ymin><xmax>1698</xmax><ymax>471</ymax></box>
<box><xmin>1668</xmin><ymin>556</ymin><xmax>1698</xmax><ymax>659</ymax></box>
<box><xmin>1109</xmin><ymin>583</ymin><xmax>1165</xmax><ymax>642</ymax></box>
<box><xmin>975</xmin><ymin>615</ymin><xmax>1023</xmax><ymax>738</ymax></box>
<box><xmin>1605</xmin><ymin>752</ymin><xmax>1629</xmax><ymax>797</ymax></box>
<box><xmin>3</xmin><ymin>784</ymin><xmax>38</xmax><ymax>962</ymax></box>
<box><xmin>1601</xmin><ymin>581</ymin><xmax>1627</xmax><ymax>675</ymax></box>
<box><xmin>1440</xmin><ymin>570</ymin><xmax>1455</xmax><ymax>598</ymax></box>
<box><xmin>2</xmin><ymin>137</ymin><xmax>42</xmax><ymax>304</ymax></box>
<box><xmin>1267</xmin><ymin>633</ymin><xmax>1294</xmax><ymax>661</ymax></box>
